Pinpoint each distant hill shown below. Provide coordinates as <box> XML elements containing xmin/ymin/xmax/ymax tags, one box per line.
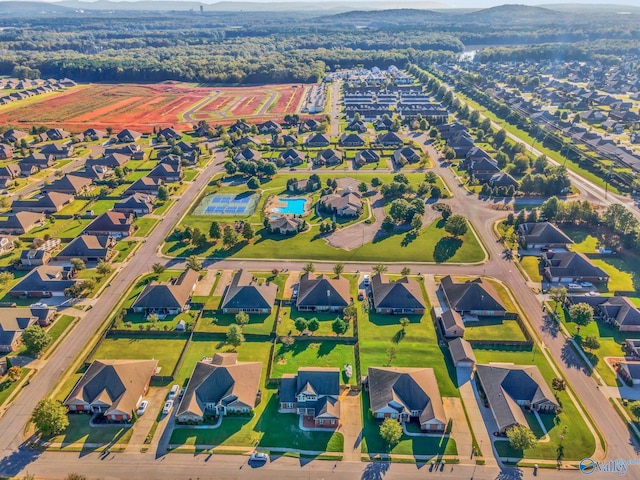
<box><xmin>463</xmin><ymin>4</ymin><xmax>568</xmax><ymax>22</ymax></box>
<box><xmin>541</xmin><ymin>3</ymin><xmax>640</xmax><ymax>14</ymax></box>
<box><xmin>315</xmin><ymin>8</ymin><xmax>448</xmax><ymax>25</ymax></box>
<box><xmin>0</xmin><ymin>1</ymin><xmax>75</xmax><ymax>14</ymax></box>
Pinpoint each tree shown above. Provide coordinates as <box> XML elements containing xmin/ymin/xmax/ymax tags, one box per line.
<box><xmin>399</xmin><ymin>317</ymin><xmax>410</xmax><ymax>331</ymax></box>
<box><xmin>386</xmin><ymin>346</ymin><xmax>397</xmax><ymax>366</ymax></box>
<box><xmin>444</xmin><ymin>214</ymin><xmax>468</xmax><ymax>237</ymax></box>
<box><xmin>630</xmin><ymin>401</ymin><xmax>640</xmax><ymax>421</ymax></box>
<box><xmin>379</xmin><ymin>418</ymin><xmax>402</xmax><ymax>447</ymax></box>
<box><xmin>70</xmin><ymin>258</ymin><xmax>86</xmax><ymax>271</ymax></box>
<box><xmin>381</xmin><ymin>216</ymin><xmax>395</xmax><ymax>232</ymax></box>
<box><xmin>430</xmin><ymin>185</ymin><xmax>441</xmax><ymax>199</ymax></box>
<box><xmin>333</xmin><ymin>263</ymin><xmax>344</xmax><ymax>276</ymax></box>
<box><xmin>235</xmin><ymin>312</ymin><xmax>249</xmax><ymax>327</ymax></box>
<box><xmin>242</xmin><ymin>222</ymin><xmax>254</xmax><ymax>240</ymax></box>
<box><xmin>186</xmin><ymin>255</ymin><xmax>202</xmax><ymax>271</ymax></box>
<box><xmin>22</xmin><ymin>325</ymin><xmax>51</xmax><ymax>356</ymax></box>
<box><xmin>549</xmin><ymin>286</ymin><xmax>567</xmax><ymax>307</ymax></box>
<box><xmin>389</xmin><ymin>198</ymin><xmax>410</xmax><ymax>223</ymax></box>
<box><xmin>343</xmin><ymin>304</ymin><xmax>358</xmax><ymax>321</ymax></box>
<box><xmin>0</xmin><ymin>271</ymin><xmax>14</xmax><ymax>288</ymax></box>
<box><xmin>332</xmin><ymin>317</ymin><xmax>348</xmax><ymax>336</ymax></box>
<box><xmin>307</xmin><ymin>318</ymin><xmax>320</xmax><ymax>333</ymax></box>
<box><xmin>494</xmin><ymin>129</ymin><xmax>507</xmax><ymax>147</ymax></box>
<box><xmin>32</xmin><ymin>399</ymin><xmax>69</xmax><ymax>436</ymax></box>
<box><xmin>247</xmin><ymin>176</ymin><xmax>260</xmax><ymax>189</ymax></box>
<box><xmin>222</xmin><ymin>225</ymin><xmax>238</xmax><ymax>248</ymax></box>
<box><xmin>569</xmin><ymin>303</ymin><xmax>594</xmax><ymax>326</ymax></box>
<box><xmin>582</xmin><ymin>335</ymin><xmax>601</xmax><ymax>351</ymax></box>
<box><xmin>157</xmin><ymin>185</ymin><xmax>169</xmax><ymax>201</ymax></box>
<box><xmin>147</xmin><ymin>313</ymin><xmax>159</xmax><ymax>327</ymax></box>
<box><xmin>209</xmin><ymin>221</ymin><xmax>222</xmax><ymax>240</ymax></box>
<box><xmin>507</xmin><ymin>425</ymin><xmax>536</xmax><ymax>451</ymax></box>
<box><xmin>401</xmin><ymin>267</ymin><xmax>411</xmax><ymax>276</ymax></box>
<box><xmin>410</xmin><ymin>214</ymin><xmax>423</xmax><ymax>231</ymax></box>
<box><xmin>226</xmin><ymin>324</ymin><xmax>245</xmax><ymax>349</ymax></box>
<box><xmin>152</xmin><ymin>263</ymin><xmax>166</xmax><ymax>274</ymax></box>
<box><xmin>96</xmin><ymin>260</ymin><xmax>112</xmax><ymax>276</ymax></box>
<box><xmin>541</xmin><ymin>196</ymin><xmax>560</xmax><ymax>221</ymax></box>
<box><xmin>552</xmin><ymin>377</ymin><xmax>566</xmax><ymax>391</ymax></box>
<box><xmin>294</xmin><ymin>317</ymin><xmax>308</xmax><ymax>334</ymax></box>
<box><xmin>281</xmin><ymin>335</ymin><xmax>295</xmax><ymax>348</ymax></box>
<box><xmin>7</xmin><ymin>366</ymin><xmax>22</xmax><ymax>382</ymax></box>
<box><xmin>358</xmin><ymin>182</ymin><xmax>368</xmax><ymax>194</ymax></box>
<box><xmin>372</xmin><ymin>264</ymin><xmax>388</xmax><ymax>275</ymax></box>
<box><xmin>302</xmin><ymin>262</ymin><xmax>315</xmax><ymax>273</ymax></box>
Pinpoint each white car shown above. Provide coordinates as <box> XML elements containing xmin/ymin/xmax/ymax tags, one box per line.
<box><xmin>162</xmin><ymin>400</ymin><xmax>174</xmax><ymax>415</ymax></box>
<box><xmin>137</xmin><ymin>400</ymin><xmax>149</xmax><ymax>416</ymax></box>
<box><xmin>168</xmin><ymin>384</ymin><xmax>180</xmax><ymax>399</ymax></box>
<box><xmin>579</xmin><ymin>282</ymin><xmax>594</xmax><ymax>288</ymax></box>
<box><xmin>567</xmin><ymin>283</ymin><xmax>581</xmax><ymax>290</ymax></box>
<box><xmin>363</xmin><ymin>275</ymin><xmax>370</xmax><ymax>287</ymax></box>
<box><xmin>249</xmin><ymin>452</ymin><xmax>269</xmax><ymax>463</ymax></box>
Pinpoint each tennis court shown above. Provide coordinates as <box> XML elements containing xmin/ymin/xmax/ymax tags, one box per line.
<box><xmin>194</xmin><ymin>192</ymin><xmax>260</xmax><ymax>216</ymax></box>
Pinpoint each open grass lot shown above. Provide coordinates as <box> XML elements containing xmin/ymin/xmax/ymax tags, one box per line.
<box><xmin>134</xmin><ymin>217</ymin><xmax>159</xmax><ymax>237</ymax></box>
<box><xmin>463</xmin><ymin>317</ymin><xmax>528</xmax><ymax>342</ymax></box>
<box><xmin>551</xmin><ymin>302</ymin><xmax>637</xmax><ymax>386</ymax></box>
<box><xmin>169</xmin><ymin>390</ymin><xmax>343</xmax><ymax>452</ymax></box>
<box><xmin>45</xmin><ymin>414</ymin><xmax>133</xmax><ymax>450</ymax></box>
<box><xmin>520</xmin><ymin>256</ymin><xmax>542</xmax><ymax>282</ymax></box>
<box><xmin>473</xmin><ymin>346</ymin><xmax>596</xmax><ymax>461</ymax></box>
<box><xmin>165</xmin><ymin>218</ymin><xmax>483</xmax><ymax>263</ymax></box>
<box><xmin>271</xmin><ymin>342</ymin><xmax>357</xmax><ymax>385</ymax></box>
<box><xmin>90</xmin><ymin>335</ymin><xmax>187</xmax><ymax>375</ymax></box>
<box><xmin>360</xmin><ymin>392</ymin><xmax>457</xmax><ymax>456</ymax></box>
<box><xmin>0</xmin><ymin>368</ymin><xmax>30</xmax><ymax>407</ymax></box>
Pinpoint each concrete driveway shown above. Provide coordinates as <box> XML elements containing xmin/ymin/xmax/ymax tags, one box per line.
<box><xmin>339</xmin><ymin>390</ymin><xmax>362</xmax><ymax>462</ymax></box>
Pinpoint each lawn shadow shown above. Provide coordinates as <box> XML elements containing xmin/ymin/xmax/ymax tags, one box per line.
<box><xmin>401</xmin><ymin>231</ymin><xmax>418</xmax><ymax>247</ymax></box>
<box><xmin>368</xmin><ymin>313</ymin><xmax>421</xmax><ymax>327</ymax></box>
<box><xmin>318</xmin><ymin>341</ymin><xmax>337</xmax><ymax>357</ymax></box>
<box><xmin>433</xmin><ymin>237</ymin><xmax>462</xmax><ymax>263</ymax></box>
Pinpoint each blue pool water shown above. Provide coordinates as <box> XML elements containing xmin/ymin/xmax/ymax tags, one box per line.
<box><xmin>272</xmin><ymin>197</ymin><xmax>306</xmax><ymax>215</ymax></box>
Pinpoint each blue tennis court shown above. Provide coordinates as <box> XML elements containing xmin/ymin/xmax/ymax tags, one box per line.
<box><xmin>194</xmin><ymin>192</ymin><xmax>260</xmax><ymax>216</ymax></box>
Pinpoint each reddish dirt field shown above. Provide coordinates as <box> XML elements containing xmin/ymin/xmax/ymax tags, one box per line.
<box><xmin>0</xmin><ymin>82</ymin><xmax>316</xmax><ymax>133</ymax></box>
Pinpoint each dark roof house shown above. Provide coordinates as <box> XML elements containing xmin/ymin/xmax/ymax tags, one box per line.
<box><xmin>370</xmin><ymin>273</ymin><xmax>425</xmax><ymax>314</ymax></box>
<box><xmin>221</xmin><ymin>269</ymin><xmax>278</xmax><ymax>314</ymax></box>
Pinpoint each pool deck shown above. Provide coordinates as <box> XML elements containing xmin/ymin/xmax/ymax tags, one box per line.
<box><xmin>265</xmin><ymin>195</ymin><xmax>311</xmax><ymax>216</ymax></box>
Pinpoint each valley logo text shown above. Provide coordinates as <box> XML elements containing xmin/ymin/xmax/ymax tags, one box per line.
<box><xmin>580</xmin><ymin>458</ymin><xmax>640</xmax><ymax>475</ymax></box>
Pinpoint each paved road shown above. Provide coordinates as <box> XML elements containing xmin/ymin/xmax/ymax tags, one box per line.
<box><xmin>0</xmin><ymin>151</ymin><xmax>225</xmax><ymax>467</ymax></box>
<box><xmin>330</xmin><ymin>80</ymin><xmax>341</xmax><ymax>137</ymax></box>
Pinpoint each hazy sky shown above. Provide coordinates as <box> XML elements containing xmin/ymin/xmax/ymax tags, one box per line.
<box><xmin>34</xmin><ymin>0</ymin><xmax>640</xmax><ymax>6</ymax></box>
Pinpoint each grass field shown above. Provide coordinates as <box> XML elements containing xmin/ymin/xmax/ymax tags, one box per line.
<box><xmin>463</xmin><ymin>317</ymin><xmax>528</xmax><ymax>342</ymax></box>
<box><xmin>271</xmin><ymin>342</ymin><xmax>357</xmax><ymax>385</ymax></box>
<box><xmin>520</xmin><ymin>256</ymin><xmax>542</xmax><ymax>282</ymax></box>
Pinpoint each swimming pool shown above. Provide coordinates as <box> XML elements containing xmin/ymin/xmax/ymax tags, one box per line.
<box><xmin>272</xmin><ymin>197</ymin><xmax>307</xmax><ymax>215</ymax></box>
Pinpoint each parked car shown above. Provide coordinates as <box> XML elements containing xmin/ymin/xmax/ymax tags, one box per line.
<box><xmin>137</xmin><ymin>400</ymin><xmax>149</xmax><ymax>416</ymax></box>
<box><xmin>178</xmin><ymin>387</ymin><xmax>186</xmax><ymax>400</ymax></box>
<box><xmin>249</xmin><ymin>452</ymin><xmax>269</xmax><ymax>463</ymax></box>
<box><xmin>567</xmin><ymin>283</ymin><xmax>581</xmax><ymax>290</ymax></box>
<box><xmin>358</xmin><ymin>290</ymin><xmax>365</xmax><ymax>301</ymax></box>
<box><xmin>168</xmin><ymin>384</ymin><xmax>179</xmax><ymax>399</ymax></box>
<box><xmin>579</xmin><ymin>282</ymin><xmax>594</xmax><ymax>288</ymax></box>
<box><xmin>363</xmin><ymin>275</ymin><xmax>370</xmax><ymax>287</ymax></box>
<box><xmin>162</xmin><ymin>400</ymin><xmax>173</xmax><ymax>415</ymax></box>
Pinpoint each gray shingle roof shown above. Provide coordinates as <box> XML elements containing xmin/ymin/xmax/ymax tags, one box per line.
<box><xmin>371</xmin><ymin>274</ymin><xmax>425</xmax><ymax>311</ymax></box>
<box><xmin>296</xmin><ymin>273</ymin><xmax>350</xmax><ymax>309</ymax></box>
<box><xmin>518</xmin><ymin>223</ymin><xmax>573</xmax><ymax>246</ymax></box>
<box><xmin>440</xmin><ymin>276</ymin><xmax>506</xmax><ymax>314</ymax></box>
<box><xmin>221</xmin><ymin>269</ymin><xmax>278</xmax><ymax>311</ymax></box>
<box><xmin>132</xmin><ymin>269</ymin><xmax>199</xmax><ymax>311</ymax></box>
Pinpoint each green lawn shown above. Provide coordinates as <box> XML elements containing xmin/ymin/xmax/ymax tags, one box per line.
<box><xmin>164</xmin><ymin>218</ymin><xmax>484</xmax><ymax>264</ymax></box>
<box><xmin>552</xmin><ymin>302</ymin><xmax>636</xmax><ymax>386</ymax></box>
<box><xmin>57</xmin><ymin>199</ymin><xmax>93</xmax><ymax>216</ymax></box>
<box><xmin>197</xmin><ymin>311</ymin><xmax>276</xmax><ymax>335</ymax></box>
<box><xmin>90</xmin><ymin>199</ymin><xmax>117</xmax><ymax>215</ymax></box>
<box><xmin>175</xmin><ymin>338</ymin><xmax>272</xmax><ymax>386</ymax></box>
<box><xmin>169</xmin><ymin>390</ymin><xmax>344</xmax><ymax>452</ymax></box>
<box><xmin>90</xmin><ymin>335</ymin><xmax>187</xmax><ymax>375</ymax></box>
<box><xmin>113</xmin><ymin>240</ymin><xmax>138</xmax><ymax>262</ymax></box>
<box><xmin>271</xmin><ymin>342</ymin><xmax>357</xmax><ymax>385</ymax></box>
<box><xmin>360</xmin><ymin>392</ymin><xmax>457</xmax><ymax>456</ymax></box>
<box><xmin>46</xmin><ymin>314</ymin><xmax>76</xmax><ymax>347</ymax></box>
<box><xmin>183</xmin><ymin>169</ymin><xmax>199</xmax><ymax>182</ymax></box>
<box><xmin>117</xmin><ymin>310</ymin><xmax>198</xmax><ymax>331</ymax></box>
<box><xmin>277</xmin><ymin>306</ymin><xmax>354</xmax><ymax>338</ymax></box>
<box><xmin>134</xmin><ymin>217</ymin><xmax>158</xmax><ymax>237</ymax></box>
<box><xmin>520</xmin><ymin>256</ymin><xmax>542</xmax><ymax>282</ymax></box>
<box><xmin>464</xmin><ymin>317</ymin><xmax>528</xmax><ymax>342</ymax></box>
<box><xmin>0</xmin><ymin>368</ymin><xmax>30</xmax><ymax>406</ymax></box>
<box><xmin>45</xmin><ymin>414</ymin><xmax>134</xmax><ymax>449</ymax></box>
<box><xmin>473</xmin><ymin>347</ymin><xmax>596</xmax><ymax>461</ymax></box>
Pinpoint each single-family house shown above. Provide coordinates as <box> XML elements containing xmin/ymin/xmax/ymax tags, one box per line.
<box><xmin>279</xmin><ymin>368</ymin><xmax>340</xmax><ymax>428</ymax></box>
<box><xmin>518</xmin><ymin>223</ymin><xmax>573</xmax><ymax>250</ymax></box>
<box><xmin>366</xmin><ymin>367</ymin><xmax>447</xmax><ymax>431</ymax></box>
<box><xmin>258</xmin><ymin>120</ymin><xmax>281</xmax><ymax>134</ymax></box>
<box><xmin>56</xmin><ymin>235</ymin><xmax>117</xmax><ymax>262</ymax></box>
<box><xmin>19</xmin><ymin>248</ymin><xmax>51</xmax><ymax>268</ymax></box>
<box><xmin>619</xmin><ymin>361</ymin><xmax>640</xmax><ymax>385</ymax></box>
<box><xmin>296</xmin><ymin>272</ymin><xmax>351</xmax><ymax>312</ymax></box>
<box><xmin>439</xmin><ymin>275</ymin><xmax>507</xmax><ymax>317</ymax></box>
<box><xmin>475</xmin><ymin>364</ymin><xmax>559</xmax><ymax>433</ymax></box>
<box><xmin>86</xmin><ymin>153</ymin><xmax>129</xmax><ymax>169</ymax></box>
<box><xmin>279</xmin><ymin>149</ymin><xmax>305</xmax><ymax>166</ymax></box>
<box><xmin>228</xmin><ymin>121</ymin><xmax>251</xmax><ymax>135</ymax></box>
<box><xmin>370</xmin><ymin>274</ymin><xmax>425</xmax><ymax>314</ymax></box>
<box><xmin>40</xmin><ymin>143</ymin><xmax>73</xmax><ymax>159</ymax></box>
<box><xmin>221</xmin><ymin>269</ymin><xmax>278</xmax><ymax>314</ymax></box>
<box><xmin>176</xmin><ymin>353</ymin><xmax>262</xmax><ymax>423</ymax></box>
<box><xmin>148</xmin><ymin>163</ymin><xmax>182</xmax><ymax>182</ymax></box>
<box><xmin>83</xmin><ymin>211</ymin><xmax>134</xmax><ymax>238</ymax></box>
<box><xmin>376</xmin><ymin>132</ymin><xmax>403</xmax><ymax>146</ymax></box>
<box><xmin>339</xmin><ymin>133</ymin><xmax>365</xmax><ymax>147</ymax></box>
<box><xmin>9</xmin><ymin>265</ymin><xmax>77</xmax><ymax>297</ymax></box>
<box><xmin>269</xmin><ymin>216</ymin><xmax>302</xmax><ymax>234</ymax></box>
<box><xmin>64</xmin><ymin>359</ymin><xmax>158</xmax><ymax>422</ymax></box>
<box><xmin>11</xmin><ymin>191</ymin><xmax>73</xmax><ymax>214</ymax></box>
<box><xmin>131</xmin><ymin>269</ymin><xmax>199</xmax><ymax>316</ymax></box>
<box><xmin>157</xmin><ymin>127</ymin><xmax>181</xmax><ymax>140</ymax></box>
<box><xmin>541</xmin><ymin>251</ymin><xmax>609</xmax><ymax>284</ymax></box>
<box><xmin>41</xmin><ymin>128</ymin><xmax>70</xmax><ymax>142</ymax></box>
<box><xmin>20</xmin><ymin>153</ymin><xmax>55</xmax><ymax>171</ymax></box>
<box><xmin>319</xmin><ymin>190</ymin><xmax>362</xmax><ymax>217</ymax></box>
<box><xmin>0</xmin><ymin>212</ymin><xmax>45</xmax><ymax>235</ymax></box>
<box><xmin>439</xmin><ymin>309</ymin><xmax>465</xmax><ymax>338</ymax></box>
<box><xmin>393</xmin><ymin>147</ymin><xmax>420</xmax><ymax>165</ymax></box>
<box><xmin>42</xmin><ymin>174</ymin><xmax>92</xmax><ymax>195</ymax></box>
<box><xmin>354</xmin><ymin>150</ymin><xmax>380</xmax><ymax>167</ymax></box>
<box><xmin>124</xmin><ymin>177</ymin><xmax>163</xmax><ymax>196</ymax></box>
<box><xmin>2</xmin><ymin>129</ymin><xmax>28</xmax><ymax>143</ymax></box>
<box><xmin>0</xmin><ymin>312</ymin><xmax>38</xmax><ymax>352</ymax></box>
<box><xmin>113</xmin><ymin>194</ymin><xmax>155</xmax><ymax>215</ymax></box>
<box><xmin>315</xmin><ymin>149</ymin><xmax>342</xmax><ymax>166</ymax></box>
<box><xmin>306</xmin><ymin>133</ymin><xmax>330</xmax><ymax>148</ymax></box>
<box><xmin>83</xmin><ymin>128</ymin><xmax>107</xmax><ymax>141</ymax></box>
<box><xmin>448</xmin><ymin>338</ymin><xmax>476</xmax><ymax>368</ymax></box>
<box><xmin>117</xmin><ymin>129</ymin><xmax>142</xmax><ymax>143</ymax></box>
<box><xmin>0</xmin><ymin>144</ymin><xmax>13</xmax><ymax>160</ymax></box>
<box><xmin>234</xmin><ymin>148</ymin><xmax>261</xmax><ymax>162</ymax></box>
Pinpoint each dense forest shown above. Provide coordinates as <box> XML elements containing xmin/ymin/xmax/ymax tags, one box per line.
<box><xmin>0</xmin><ymin>5</ymin><xmax>639</xmax><ymax>84</ymax></box>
